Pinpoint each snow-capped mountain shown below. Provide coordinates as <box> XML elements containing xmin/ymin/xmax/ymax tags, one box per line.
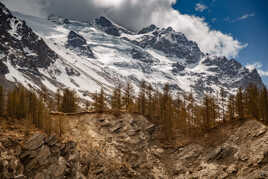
<box><xmin>0</xmin><ymin>2</ymin><xmax>263</xmax><ymax>99</ymax></box>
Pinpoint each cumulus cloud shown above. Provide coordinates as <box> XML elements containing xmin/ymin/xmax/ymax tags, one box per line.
<box><xmin>246</xmin><ymin>62</ymin><xmax>268</xmax><ymax>76</ymax></box>
<box><xmin>195</xmin><ymin>3</ymin><xmax>208</xmax><ymax>12</ymax></box>
<box><xmin>2</xmin><ymin>0</ymin><xmax>246</xmax><ymax>58</ymax></box>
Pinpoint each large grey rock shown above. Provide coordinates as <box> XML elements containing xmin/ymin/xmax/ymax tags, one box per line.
<box><xmin>0</xmin><ymin>138</ymin><xmax>24</xmax><ymax>179</ymax></box>
<box><xmin>23</xmin><ymin>133</ymin><xmax>46</xmax><ymax>150</ymax></box>
<box><xmin>207</xmin><ymin>144</ymin><xmax>236</xmax><ymax>163</ymax></box>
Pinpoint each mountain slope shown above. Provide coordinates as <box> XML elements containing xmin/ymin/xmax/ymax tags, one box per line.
<box><xmin>0</xmin><ymin>2</ymin><xmax>263</xmax><ymax>99</ymax></box>
<box><xmin>0</xmin><ymin>3</ymin><xmax>112</xmax><ymax>99</ymax></box>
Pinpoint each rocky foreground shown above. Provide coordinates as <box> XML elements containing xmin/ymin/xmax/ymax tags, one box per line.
<box><xmin>1</xmin><ymin>114</ymin><xmax>268</xmax><ymax>178</ymax></box>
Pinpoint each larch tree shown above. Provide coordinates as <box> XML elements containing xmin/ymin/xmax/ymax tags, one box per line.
<box><xmin>111</xmin><ymin>84</ymin><xmax>122</xmax><ymax>112</ymax></box>
<box><xmin>246</xmin><ymin>84</ymin><xmax>260</xmax><ymax>119</ymax></box>
<box><xmin>61</xmin><ymin>88</ymin><xmax>78</xmax><ymax>113</ymax></box>
<box><xmin>220</xmin><ymin>88</ymin><xmax>226</xmax><ymax>122</ymax></box>
<box><xmin>173</xmin><ymin>94</ymin><xmax>183</xmax><ymax>129</ymax></box>
<box><xmin>260</xmin><ymin>86</ymin><xmax>268</xmax><ymax>123</ymax></box>
<box><xmin>187</xmin><ymin>92</ymin><xmax>195</xmax><ymax>126</ymax></box>
<box><xmin>227</xmin><ymin>95</ymin><xmax>235</xmax><ymax>121</ymax></box>
<box><xmin>123</xmin><ymin>81</ymin><xmax>134</xmax><ymax>112</ymax></box>
<box><xmin>93</xmin><ymin>87</ymin><xmax>106</xmax><ymax>112</ymax></box>
<box><xmin>92</xmin><ymin>91</ymin><xmax>99</xmax><ymax>112</ymax></box>
<box><xmin>0</xmin><ymin>86</ymin><xmax>4</xmax><ymax>116</ymax></box>
<box><xmin>151</xmin><ymin>88</ymin><xmax>161</xmax><ymax>122</ymax></box>
<box><xmin>137</xmin><ymin>81</ymin><xmax>147</xmax><ymax>115</ymax></box>
<box><xmin>56</xmin><ymin>89</ymin><xmax>62</xmax><ymax>112</ymax></box>
<box><xmin>41</xmin><ymin>86</ymin><xmax>48</xmax><ymax>104</ymax></box>
<box><xmin>17</xmin><ymin>86</ymin><xmax>27</xmax><ymax>119</ymax></box>
<box><xmin>202</xmin><ymin>94</ymin><xmax>211</xmax><ymax>131</ymax></box>
<box><xmin>160</xmin><ymin>84</ymin><xmax>174</xmax><ymax>140</ymax></box>
<box><xmin>98</xmin><ymin>87</ymin><xmax>106</xmax><ymax>112</ymax></box>
<box><xmin>211</xmin><ymin>95</ymin><xmax>219</xmax><ymax>126</ymax></box>
<box><xmin>146</xmin><ymin>84</ymin><xmax>154</xmax><ymax>118</ymax></box>
<box><xmin>236</xmin><ymin>87</ymin><xmax>244</xmax><ymax>120</ymax></box>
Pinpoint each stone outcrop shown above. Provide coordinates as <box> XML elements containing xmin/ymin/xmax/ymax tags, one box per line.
<box><xmin>2</xmin><ymin>114</ymin><xmax>268</xmax><ymax>178</ymax></box>
<box><xmin>0</xmin><ymin>121</ymin><xmax>85</xmax><ymax>179</ymax></box>
<box><xmin>56</xmin><ymin>113</ymin><xmax>268</xmax><ymax>178</ymax></box>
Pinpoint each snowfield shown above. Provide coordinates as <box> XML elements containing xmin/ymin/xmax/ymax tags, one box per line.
<box><xmin>1</xmin><ymin>10</ymin><xmax>263</xmax><ymax>100</ymax></box>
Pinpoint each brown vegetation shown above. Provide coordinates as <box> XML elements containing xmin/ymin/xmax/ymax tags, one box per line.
<box><xmin>90</xmin><ymin>82</ymin><xmax>268</xmax><ymax>141</ymax></box>
<box><xmin>0</xmin><ymin>82</ymin><xmax>267</xmax><ymax>142</ymax></box>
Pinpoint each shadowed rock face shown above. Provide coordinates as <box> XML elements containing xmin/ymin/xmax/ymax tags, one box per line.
<box><xmin>0</xmin><ymin>131</ymin><xmax>85</xmax><ymax>178</ymax></box>
<box><xmin>95</xmin><ymin>16</ymin><xmax>134</xmax><ymax>36</ymax></box>
<box><xmin>152</xmin><ymin>27</ymin><xmax>203</xmax><ymax>63</ymax></box>
<box><xmin>95</xmin><ymin>16</ymin><xmax>121</xmax><ymax>36</ymax></box>
<box><xmin>67</xmin><ymin>31</ymin><xmax>87</xmax><ymax>47</ymax></box>
<box><xmin>172</xmin><ymin>62</ymin><xmax>185</xmax><ymax>74</ymax></box>
<box><xmin>0</xmin><ymin>2</ymin><xmax>57</xmax><ymax>71</ymax></box>
<box><xmin>123</xmin><ymin>26</ymin><xmax>204</xmax><ymax>64</ymax></box>
<box><xmin>130</xmin><ymin>48</ymin><xmax>154</xmax><ymax>63</ymax></box>
<box><xmin>66</xmin><ymin>31</ymin><xmax>95</xmax><ymax>58</ymax></box>
<box><xmin>138</xmin><ymin>24</ymin><xmax>158</xmax><ymax>34</ymax></box>
<box><xmin>0</xmin><ymin>60</ymin><xmax>9</xmax><ymax>75</ymax></box>
<box><xmin>201</xmin><ymin>56</ymin><xmax>264</xmax><ymax>90</ymax></box>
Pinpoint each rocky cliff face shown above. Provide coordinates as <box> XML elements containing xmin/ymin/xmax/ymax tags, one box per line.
<box><xmin>0</xmin><ymin>119</ymin><xmax>85</xmax><ymax>179</ymax></box>
<box><xmin>0</xmin><ymin>3</ymin><xmax>57</xmax><ymax>71</ymax></box>
<box><xmin>2</xmin><ymin>114</ymin><xmax>268</xmax><ymax>178</ymax></box>
<box><xmin>129</xmin><ymin>26</ymin><xmax>204</xmax><ymax>64</ymax></box>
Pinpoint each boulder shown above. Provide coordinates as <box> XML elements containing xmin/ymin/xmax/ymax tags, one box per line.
<box><xmin>23</xmin><ymin>133</ymin><xmax>46</xmax><ymax>150</ymax></box>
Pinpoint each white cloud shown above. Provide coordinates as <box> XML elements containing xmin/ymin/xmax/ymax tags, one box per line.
<box><xmin>225</xmin><ymin>13</ymin><xmax>255</xmax><ymax>23</ymax></box>
<box><xmin>2</xmin><ymin>0</ymin><xmax>246</xmax><ymax>58</ymax></box>
<box><xmin>195</xmin><ymin>3</ymin><xmax>208</xmax><ymax>12</ymax></box>
<box><xmin>92</xmin><ymin>0</ymin><xmax>125</xmax><ymax>8</ymax></box>
<box><xmin>260</xmin><ymin>71</ymin><xmax>268</xmax><ymax>76</ymax></box>
<box><xmin>151</xmin><ymin>9</ymin><xmax>246</xmax><ymax>57</ymax></box>
<box><xmin>237</xmin><ymin>13</ymin><xmax>255</xmax><ymax>21</ymax></box>
<box><xmin>246</xmin><ymin>62</ymin><xmax>268</xmax><ymax>76</ymax></box>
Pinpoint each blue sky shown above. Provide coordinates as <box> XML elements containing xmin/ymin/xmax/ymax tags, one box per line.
<box><xmin>172</xmin><ymin>0</ymin><xmax>268</xmax><ymax>86</ymax></box>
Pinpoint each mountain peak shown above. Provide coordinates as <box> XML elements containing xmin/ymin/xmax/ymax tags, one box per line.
<box><xmin>95</xmin><ymin>16</ymin><xmax>113</xmax><ymax>27</ymax></box>
<box><xmin>138</xmin><ymin>24</ymin><xmax>158</xmax><ymax>34</ymax></box>
<box><xmin>0</xmin><ymin>1</ymin><xmax>8</xmax><ymax>11</ymax></box>
<box><xmin>0</xmin><ymin>2</ymin><xmax>12</xmax><ymax>21</ymax></box>
<box><xmin>94</xmin><ymin>16</ymin><xmax>134</xmax><ymax>36</ymax></box>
